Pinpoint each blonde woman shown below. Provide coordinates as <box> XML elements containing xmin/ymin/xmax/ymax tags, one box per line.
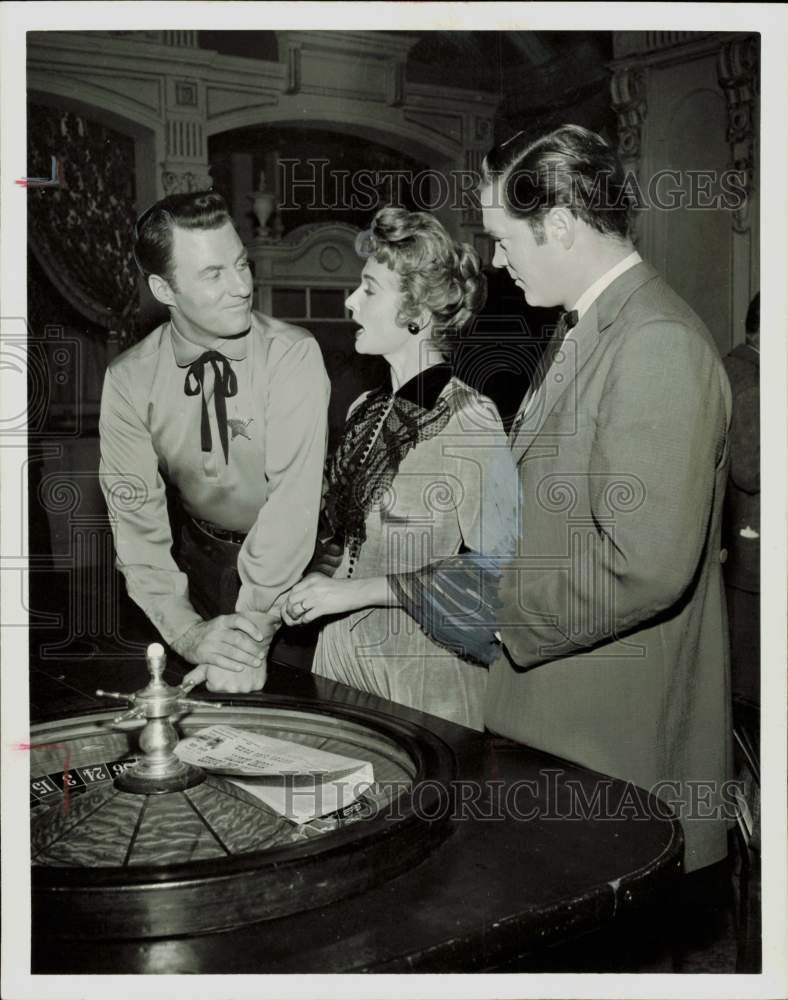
<box><xmin>281</xmin><ymin>206</ymin><xmax>517</xmax><ymax>731</ymax></box>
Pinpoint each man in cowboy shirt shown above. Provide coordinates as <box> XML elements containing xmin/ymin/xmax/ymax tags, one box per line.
<box><xmin>99</xmin><ymin>190</ymin><xmax>329</xmax><ymax>693</ymax></box>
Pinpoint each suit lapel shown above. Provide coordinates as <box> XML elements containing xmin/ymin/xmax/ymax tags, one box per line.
<box><xmin>510</xmin><ymin>262</ymin><xmax>658</xmax><ymax>465</ymax></box>
<box><xmin>510</xmin><ymin>310</ymin><xmax>599</xmax><ymax>464</ymax></box>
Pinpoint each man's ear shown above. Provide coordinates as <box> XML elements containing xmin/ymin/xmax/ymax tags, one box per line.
<box><xmin>545</xmin><ymin>206</ymin><xmax>576</xmax><ymax>250</ymax></box>
<box><xmin>148</xmin><ymin>273</ymin><xmax>176</xmax><ymax>308</ymax></box>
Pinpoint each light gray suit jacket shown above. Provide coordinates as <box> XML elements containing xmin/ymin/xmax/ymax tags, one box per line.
<box><xmin>487</xmin><ymin>261</ymin><xmax>733</xmax><ymax>872</ymax></box>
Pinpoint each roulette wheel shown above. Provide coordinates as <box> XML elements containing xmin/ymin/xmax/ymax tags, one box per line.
<box><xmin>30</xmin><ymin>645</ymin><xmax>455</xmax><ymax>941</ymax></box>
<box><xmin>29</xmin><ymin>645</ymin><xmax>683</xmax><ymax>974</ymax></box>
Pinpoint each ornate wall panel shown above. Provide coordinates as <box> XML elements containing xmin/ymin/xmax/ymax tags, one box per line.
<box><xmin>611</xmin><ymin>31</ymin><xmax>759</xmax><ymax>354</ymax></box>
<box><xmin>28</xmin><ymin>30</ymin><xmax>498</xmax><ymax>246</ymax></box>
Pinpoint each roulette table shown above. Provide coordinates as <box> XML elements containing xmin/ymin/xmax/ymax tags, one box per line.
<box><xmin>29</xmin><ymin>648</ymin><xmax>683</xmax><ymax>974</ymax></box>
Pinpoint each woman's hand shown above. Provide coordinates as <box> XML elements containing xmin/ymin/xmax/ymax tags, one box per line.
<box><xmin>282</xmin><ymin>574</ymin><xmax>367</xmax><ymax>626</ymax></box>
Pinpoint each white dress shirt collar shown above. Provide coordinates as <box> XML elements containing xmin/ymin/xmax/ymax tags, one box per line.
<box><xmin>571</xmin><ymin>250</ymin><xmax>643</xmax><ymax>321</ymax></box>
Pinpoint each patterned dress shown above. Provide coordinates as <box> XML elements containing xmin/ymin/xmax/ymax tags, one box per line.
<box><xmin>312</xmin><ymin>365</ymin><xmax>517</xmax><ymax>731</ymax></box>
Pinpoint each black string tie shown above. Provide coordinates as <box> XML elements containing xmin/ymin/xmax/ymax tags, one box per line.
<box><xmin>183</xmin><ymin>351</ymin><xmax>238</xmax><ymax>464</ymax></box>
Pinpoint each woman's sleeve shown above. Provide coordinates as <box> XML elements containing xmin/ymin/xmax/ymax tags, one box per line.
<box><xmin>453</xmin><ymin>396</ymin><xmax>518</xmax><ymax>558</ymax></box>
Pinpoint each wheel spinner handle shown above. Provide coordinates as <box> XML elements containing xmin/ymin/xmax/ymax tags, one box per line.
<box><xmin>96</xmin><ymin>643</ymin><xmax>224</xmax><ymax>721</ymax></box>
<box><xmin>94</xmin><ymin>642</ymin><xmax>222</xmax><ymax>793</ymax></box>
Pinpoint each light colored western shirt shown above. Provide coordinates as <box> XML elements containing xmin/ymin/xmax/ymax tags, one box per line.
<box><xmin>99</xmin><ymin>311</ymin><xmax>330</xmax><ymax>644</ymax></box>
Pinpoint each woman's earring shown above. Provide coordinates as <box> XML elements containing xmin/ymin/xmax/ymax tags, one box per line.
<box><xmin>407</xmin><ymin>321</ymin><xmax>420</xmax><ymax>335</ymax></box>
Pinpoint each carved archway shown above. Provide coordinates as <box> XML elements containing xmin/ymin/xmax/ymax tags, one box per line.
<box><xmin>206</xmin><ymin>109</ymin><xmax>460</xmax><ymax>169</ymax></box>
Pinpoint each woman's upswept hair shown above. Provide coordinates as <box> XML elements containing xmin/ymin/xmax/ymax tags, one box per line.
<box><xmin>363</xmin><ymin>206</ymin><xmax>487</xmax><ymax>352</ymax></box>
<box><xmin>133</xmin><ymin>190</ymin><xmax>233</xmax><ymax>287</ymax></box>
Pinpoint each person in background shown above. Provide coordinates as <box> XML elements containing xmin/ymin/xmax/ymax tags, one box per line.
<box><xmin>99</xmin><ymin>191</ymin><xmax>330</xmax><ymax>693</ymax></box>
<box><xmin>722</xmin><ymin>292</ymin><xmax>760</xmax><ymax>708</ymax></box>
<box><xmin>721</xmin><ymin>294</ymin><xmax>761</xmax><ymax>974</ymax></box>
<box><xmin>280</xmin><ymin>206</ymin><xmax>517</xmax><ymax>731</ymax></box>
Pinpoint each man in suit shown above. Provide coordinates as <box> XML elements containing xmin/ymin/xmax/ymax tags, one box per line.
<box><xmin>393</xmin><ymin>125</ymin><xmax>733</xmax><ymax>876</ymax></box>
<box><xmin>484</xmin><ymin>125</ymin><xmax>733</xmax><ymax>874</ymax></box>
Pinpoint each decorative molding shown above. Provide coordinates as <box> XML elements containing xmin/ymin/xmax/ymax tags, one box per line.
<box><xmin>31</xmin><ymin>69</ymin><xmax>164</xmax><ymax>118</ymax></box>
<box><xmin>275</xmin><ymin>30</ymin><xmax>419</xmax><ymax>62</ymax></box>
<box><xmin>278</xmin><ymin>30</ymin><xmax>415</xmax><ymax>104</ymax></box>
<box><xmin>403</xmin><ymin>110</ymin><xmax>463</xmax><ymax>147</ymax></box>
<box><xmin>717</xmin><ymin>35</ymin><xmax>759</xmax><ymax>234</ymax></box>
<box><xmin>462</xmin><ymin>148</ymin><xmax>483</xmax><ymax>227</ymax></box>
<box><xmin>163</xmin><ymin>31</ymin><xmax>198</xmax><ymax>48</ymax></box>
<box><xmin>645</xmin><ymin>31</ymin><xmax>704</xmax><ymax>50</ymax></box>
<box><xmin>386</xmin><ymin>59</ymin><xmax>405</xmax><ymax>108</ymax></box>
<box><xmin>474</xmin><ymin>116</ymin><xmax>493</xmax><ymax>143</ymax></box>
<box><xmin>249</xmin><ymin>222</ymin><xmax>363</xmax><ymax>290</ymax></box>
<box><xmin>257</xmin><ymin>220</ymin><xmax>360</xmax><ymax>249</ymax></box>
<box><xmin>161</xmin><ymin>166</ymin><xmax>212</xmax><ymax>195</ymax></box>
<box><xmin>206</xmin><ymin>86</ymin><xmax>279</xmax><ymax>120</ymax></box>
<box><xmin>29</xmin><ymin>30</ymin><xmax>267</xmax><ymax>74</ymax></box>
<box><xmin>407</xmin><ymin>80</ymin><xmax>499</xmax><ymax>111</ymax></box>
<box><xmin>92</xmin><ymin>30</ymin><xmax>164</xmax><ymax>44</ymax></box>
<box><xmin>610</xmin><ymin>67</ymin><xmax>648</xmax><ymax>174</ymax></box>
<box><xmin>613</xmin><ymin>31</ymin><xmax>712</xmax><ymax>59</ymax></box>
<box><xmin>285</xmin><ymin>43</ymin><xmax>301</xmax><ymax>94</ymax></box>
<box><xmin>31</xmin><ymin>30</ymin><xmax>501</xmax><ymax>196</ymax></box>
<box><xmin>165</xmin><ymin>118</ymin><xmax>205</xmax><ymax>161</ymax></box>
<box><xmin>319</xmin><ymin>246</ymin><xmax>343</xmax><ymax>273</ymax></box>
<box><xmin>174</xmin><ymin>80</ymin><xmax>199</xmax><ymax>107</ymax></box>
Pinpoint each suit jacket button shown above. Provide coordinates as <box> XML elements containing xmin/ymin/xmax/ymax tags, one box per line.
<box><xmin>720</xmin><ymin>548</ymin><xmax>728</xmax><ymax>563</ymax></box>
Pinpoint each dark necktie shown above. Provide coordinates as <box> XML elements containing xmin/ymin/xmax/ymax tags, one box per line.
<box><xmin>183</xmin><ymin>351</ymin><xmax>238</xmax><ymax>464</ymax></box>
<box><xmin>510</xmin><ymin>309</ymin><xmax>579</xmax><ymax>439</ymax></box>
<box><xmin>557</xmin><ymin>308</ymin><xmax>579</xmax><ymax>337</ymax></box>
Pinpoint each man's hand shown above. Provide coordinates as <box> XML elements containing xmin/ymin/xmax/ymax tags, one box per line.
<box><xmin>183</xmin><ymin>661</ymin><xmax>268</xmax><ymax>694</ymax></box>
<box><xmin>282</xmin><ymin>574</ymin><xmax>366</xmax><ymax>626</ymax></box>
<box><xmin>171</xmin><ymin>613</ymin><xmax>270</xmax><ymax>670</ymax></box>
<box><xmin>178</xmin><ymin>612</ymin><xmax>279</xmax><ymax>693</ymax></box>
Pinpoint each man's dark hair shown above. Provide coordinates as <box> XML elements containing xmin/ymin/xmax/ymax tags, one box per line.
<box><xmin>133</xmin><ymin>190</ymin><xmax>233</xmax><ymax>288</ymax></box>
<box><xmin>745</xmin><ymin>292</ymin><xmax>760</xmax><ymax>336</ymax></box>
<box><xmin>481</xmin><ymin>124</ymin><xmax>633</xmax><ymax>243</ymax></box>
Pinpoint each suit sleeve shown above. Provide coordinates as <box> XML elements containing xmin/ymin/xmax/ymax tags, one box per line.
<box><xmin>501</xmin><ymin>320</ymin><xmax>730</xmax><ymax>669</ymax></box>
<box><xmin>388</xmin><ymin>395</ymin><xmax>518</xmax><ymax>666</ymax></box>
<box><xmin>99</xmin><ymin>367</ymin><xmax>203</xmax><ymax>644</ymax></box>
<box><xmin>728</xmin><ymin>383</ymin><xmax>759</xmax><ymax>494</ymax></box>
<box><xmin>235</xmin><ymin>336</ymin><xmax>330</xmax><ymax>626</ymax></box>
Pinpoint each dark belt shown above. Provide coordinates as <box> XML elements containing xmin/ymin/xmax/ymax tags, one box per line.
<box><xmin>191</xmin><ymin>517</ymin><xmax>247</xmax><ymax>546</ymax></box>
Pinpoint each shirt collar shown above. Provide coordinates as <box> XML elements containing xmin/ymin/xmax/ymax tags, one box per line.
<box><xmin>169</xmin><ymin>316</ymin><xmax>252</xmax><ymax>366</ymax></box>
<box><xmin>571</xmin><ymin>250</ymin><xmax>643</xmax><ymax>321</ymax></box>
<box><xmin>395</xmin><ymin>363</ymin><xmax>453</xmax><ymax>410</ymax></box>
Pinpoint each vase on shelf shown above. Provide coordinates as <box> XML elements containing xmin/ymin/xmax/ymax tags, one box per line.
<box><xmin>250</xmin><ymin>170</ymin><xmax>276</xmax><ymax>238</ymax></box>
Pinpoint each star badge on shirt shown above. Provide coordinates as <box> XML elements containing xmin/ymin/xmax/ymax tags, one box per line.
<box><xmin>228</xmin><ymin>417</ymin><xmax>254</xmax><ymax>440</ymax></box>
